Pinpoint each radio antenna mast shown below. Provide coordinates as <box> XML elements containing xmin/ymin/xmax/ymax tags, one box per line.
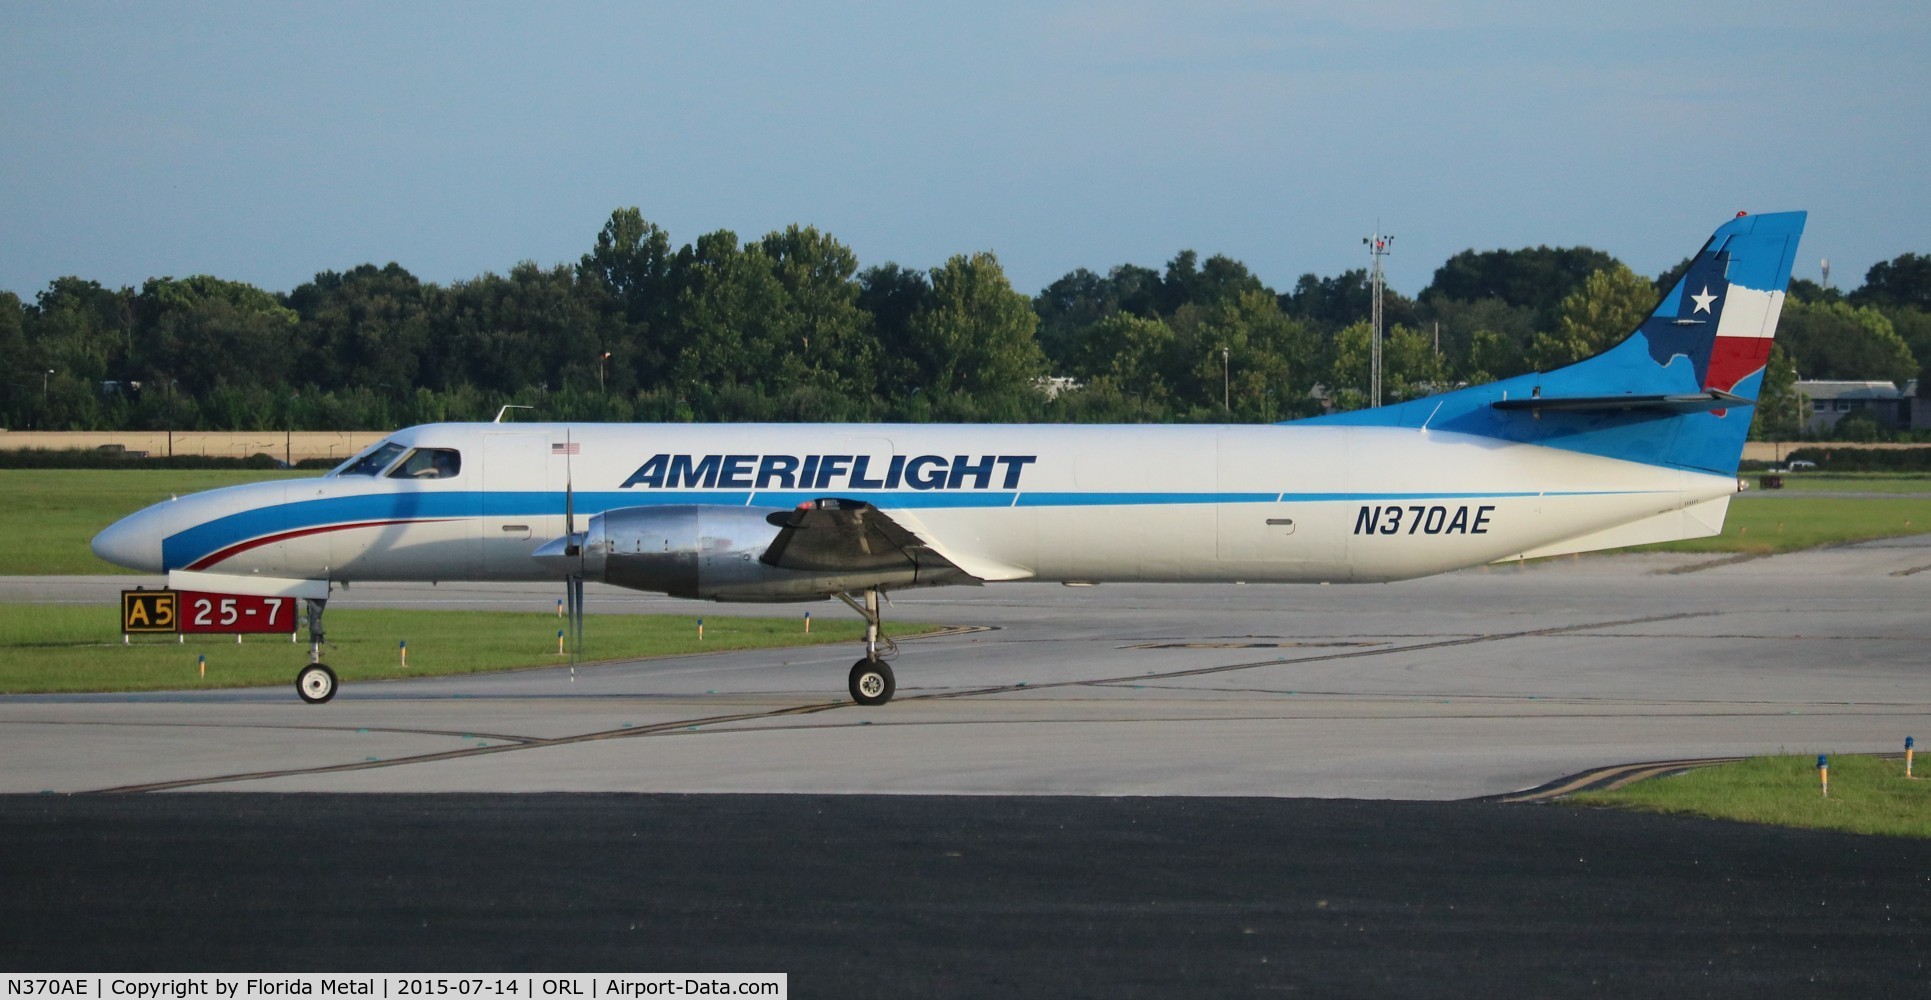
<box><xmin>1363</xmin><ymin>227</ymin><xmax>1393</xmax><ymax>407</ymax></box>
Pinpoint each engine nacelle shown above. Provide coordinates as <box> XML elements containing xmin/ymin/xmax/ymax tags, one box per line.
<box><xmin>573</xmin><ymin>505</ymin><xmax>937</xmax><ymax>601</ymax></box>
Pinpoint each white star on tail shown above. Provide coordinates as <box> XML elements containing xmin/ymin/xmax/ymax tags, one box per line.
<box><xmin>1691</xmin><ymin>285</ymin><xmax>1718</xmax><ymax>313</ymax></box>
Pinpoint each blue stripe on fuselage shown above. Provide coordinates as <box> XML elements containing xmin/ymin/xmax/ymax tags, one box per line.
<box><xmin>161</xmin><ymin>488</ymin><xmax>1659</xmax><ymax>570</ymax></box>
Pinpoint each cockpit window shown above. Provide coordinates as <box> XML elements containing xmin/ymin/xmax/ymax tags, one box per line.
<box><xmin>388</xmin><ymin>448</ymin><xmax>462</xmax><ymax>480</ymax></box>
<box><xmin>334</xmin><ymin>441</ymin><xmax>408</xmax><ymax>477</ymax></box>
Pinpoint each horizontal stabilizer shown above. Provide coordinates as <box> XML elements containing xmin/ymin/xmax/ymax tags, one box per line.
<box><xmin>1491</xmin><ymin>389</ymin><xmax>1751</xmax><ymax>415</ymax></box>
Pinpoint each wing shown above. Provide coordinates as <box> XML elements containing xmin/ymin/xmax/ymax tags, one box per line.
<box><xmin>759</xmin><ymin>499</ymin><xmax>1032</xmax><ymax>585</ymax></box>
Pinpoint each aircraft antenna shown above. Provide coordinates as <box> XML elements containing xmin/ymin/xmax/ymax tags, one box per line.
<box><xmin>1363</xmin><ymin>227</ymin><xmax>1393</xmax><ymax>408</ymax></box>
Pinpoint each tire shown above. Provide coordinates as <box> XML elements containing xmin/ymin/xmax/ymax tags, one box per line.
<box><xmin>849</xmin><ymin>657</ymin><xmax>895</xmax><ymax>706</ymax></box>
<box><xmin>297</xmin><ymin>663</ymin><xmax>338</xmax><ymax>704</ymax></box>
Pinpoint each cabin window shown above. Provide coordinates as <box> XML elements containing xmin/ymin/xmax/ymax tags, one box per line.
<box><xmin>389</xmin><ymin>448</ymin><xmax>463</xmax><ymax>480</ymax></box>
<box><xmin>335</xmin><ymin>441</ymin><xmax>408</xmax><ymax>477</ymax></box>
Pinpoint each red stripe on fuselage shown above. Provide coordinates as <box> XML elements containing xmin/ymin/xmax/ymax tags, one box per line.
<box><xmin>186</xmin><ymin>519</ymin><xmax>456</xmax><ymax>571</ymax></box>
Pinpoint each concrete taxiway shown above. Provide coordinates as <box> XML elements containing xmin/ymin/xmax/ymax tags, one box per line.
<box><xmin>3</xmin><ymin>536</ymin><xmax>1929</xmax><ymax>798</ymax></box>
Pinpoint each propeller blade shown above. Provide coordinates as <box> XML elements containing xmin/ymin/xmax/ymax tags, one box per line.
<box><xmin>564</xmin><ymin>430</ymin><xmax>578</xmax><ymax>556</ymax></box>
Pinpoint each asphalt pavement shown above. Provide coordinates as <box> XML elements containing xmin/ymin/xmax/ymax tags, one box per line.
<box><xmin>4</xmin><ymin>793</ymin><xmax>1928</xmax><ymax>997</ymax></box>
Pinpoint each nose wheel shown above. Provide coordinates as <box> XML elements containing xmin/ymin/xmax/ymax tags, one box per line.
<box><xmin>296</xmin><ymin>663</ymin><xmax>338</xmax><ymax>704</ymax></box>
<box><xmin>849</xmin><ymin>657</ymin><xmax>896</xmax><ymax>706</ymax></box>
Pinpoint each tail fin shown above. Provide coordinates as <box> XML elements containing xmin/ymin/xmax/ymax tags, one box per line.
<box><xmin>1305</xmin><ymin>211</ymin><xmax>1806</xmax><ymax>476</ymax></box>
<box><xmin>1611</xmin><ymin>210</ymin><xmax>1804</xmax><ymax>407</ymax></box>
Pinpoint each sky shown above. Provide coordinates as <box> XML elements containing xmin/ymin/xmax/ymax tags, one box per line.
<box><xmin>3</xmin><ymin>1</ymin><xmax>1927</xmax><ymax>301</ymax></box>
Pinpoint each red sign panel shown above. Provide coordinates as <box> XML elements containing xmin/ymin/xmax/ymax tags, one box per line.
<box><xmin>177</xmin><ymin>591</ymin><xmax>300</xmax><ymax>634</ymax></box>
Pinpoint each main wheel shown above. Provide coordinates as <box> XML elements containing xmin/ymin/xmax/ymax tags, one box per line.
<box><xmin>297</xmin><ymin>663</ymin><xmax>338</xmax><ymax>704</ymax></box>
<box><xmin>849</xmin><ymin>657</ymin><xmax>895</xmax><ymax>706</ymax></box>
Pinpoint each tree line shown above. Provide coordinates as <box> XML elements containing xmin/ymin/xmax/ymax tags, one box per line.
<box><xmin>3</xmin><ymin>208</ymin><xmax>1927</xmax><ymax>438</ymax></box>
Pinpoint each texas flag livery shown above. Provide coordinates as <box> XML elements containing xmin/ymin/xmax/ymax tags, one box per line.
<box><xmin>1639</xmin><ymin>214</ymin><xmax>1794</xmax><ymax>405</ymax></box>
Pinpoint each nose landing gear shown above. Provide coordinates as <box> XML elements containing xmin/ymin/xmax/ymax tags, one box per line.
<box><xmin>294</xmin><ymin>597</ymin><xmax>336</xmax><ymax>704</ymax></box>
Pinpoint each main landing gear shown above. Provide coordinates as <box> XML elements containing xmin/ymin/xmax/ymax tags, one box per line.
<box><xmin>838</xmin><ymin>588</ymin><xmax>897</xmax><ymax>706</ymax></box>
<box><xmin>294</xmin><ymin>597</ymin><xmax>337</xmax><ymax>704</ymax></box>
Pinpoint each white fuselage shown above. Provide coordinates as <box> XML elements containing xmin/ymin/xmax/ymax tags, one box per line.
<box><xmin>93</xmin><ymin>421</ymin><xmax>1737</xmax><ymax>588</ymax></box>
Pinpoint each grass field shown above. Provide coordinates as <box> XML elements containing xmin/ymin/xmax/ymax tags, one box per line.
<box><xmin>0</xmin><ymin>469</ymin><xmax>305</xmax><ymax>575</ymax></box>
<box><xmin>1573</xmin><ymin>754</ymin><xmax>1931</xmax><ymax>839</ymax></box>
<box><xmin>0</xmin><ymin>603</ymin><xmax>916</xmax><ymax>694</ymax></box>
<box><xmin>1759</xmin><ymin>472</ymin><xmax>1931</xmax><ymax>494</ymax></box>
<box><xmin>1629</xmin><ymin>493</ymin><xmax>1931</xmax><ymax>555</ymax></box>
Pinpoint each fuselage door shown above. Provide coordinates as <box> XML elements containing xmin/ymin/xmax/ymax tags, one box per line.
<box><xmin>481</xmin><ymin>432</ymin><xmax>555</xmax><ymax>578</ymax></box>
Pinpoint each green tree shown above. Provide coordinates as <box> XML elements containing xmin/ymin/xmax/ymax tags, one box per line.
<box><xmin>577</xmin><ymin>208</ymin><xmax>673</xmax><ymax>388</ymax></box>
<box><xmin>1033</xmin><ymin>263</ymin><xmax>1162</xmax><ymax>369</ymax></box>
<box><xmin>1070</xmin><ymin>312</ymin><xmax>1177</xmax><ymax>406</ymax></box>
<box><xmin>857</xmin><ymin>263</ymin><xmax>930</xmax><ymax>399</ymax></box>
<box><xmin>579</xmin><ymin>207</ymin><xmax>673</xmax><ymax>322</ymax></box>
<box><xmin>1321</xmin><ymin>321</ymin><xmax>1372</xmax><ymax>411</ymax></box>
<box><xmin>1422</xmin><ymin>296</ymin><xmax>1537</xmax><ymax>382</ymax></box>
<box><xmin>1881</xmin><ymin>307</ymin><xmax>1931</xmax><ymax>397</ymax></box>
<box><xmin>1786</xmin><ymin>277</ymin><xmax>1843</xmax><ymax>304</ymax></box>
<box><xmin>428</xmin><ymin>263</ymin><xmax>602</xmax><ymax>405</ymax></box>
<box><xmin>1832</xmin><ymin>410</ymin><xmax>1884</xmax><ymax>442</ymax></box>
<box><xmin>1168</xmin><ymin>289</ymin><xmax>1317</xmax><ymax>420</ymax></box>
<box><xmin>133</xmin><ymin>276</ymin><xmax>298</xmax><ymax>401</ymax></box>
<box><xmin>904</xmin><ymin>252</ymin><xmax>1045</xmax><ymax>398</ymax></box>
<box><xmin>1852</xmin><ymin>252</ymin><xmax>1931</xmax><ymax>312</ymax></box>
<box><xmin>664</xmin><ymin>230</ymin><xmax>790</xmax><ymax>393</ymax></box>
<box><xmin>1777</xmin><ymin>300</ymin><xmax>1918</xmax><ymax>384</ymax></box>
<box><xmin>758</xmin><ymin>224</ymin><xmax>878</xmax><ymax>396</ymax></box>
<box><xmin>1158</xmin><ymin>251</ymin><xmax>1266</xmax><ymax>315</ymax></box>
<box><xmin>1282</xmin><ymin>269</ymin><xmax>1369</xmax><ymax>331</ymax></box>
<box><xmin>1529</xmin><ymin>264</ymin><xmax>1655</xmax><ymax>370</ymax></box>
<box><xmin>1382</xmin><ymin>324</ymin><xmax>1451</xmax><ymax>401</ymax></box>
<box><xmin>0</xmin><ymin>291</ymin><xmax>30</xmax><ymax>427</ymax></box>
<box><xmin>1750</xmin><ymin>343</ymin><xmax>1804</xmax><ymax>441</ymax></box>
<box><xmin>286</xmin><ymin>263</ymin><xmax>430</xmax><ymax>401</ymax></box>
<box><xmin>1459</xmin><ymin>328</ymin><xmax>1521</xmax><ymax>386</ymax></box>
<box><xmin>26</xmin><ymin>277</ymin><xmax>132</xmax><ymax>388</ymax></box>
<box><xmin>1421</xmin><ymin>245</ymin><xmax>1620</xmax><ymax>332</ymax></box>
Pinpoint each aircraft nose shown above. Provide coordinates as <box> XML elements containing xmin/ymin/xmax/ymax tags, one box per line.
<box><xmin>92</xmin><ymin>512</ymin><xmax>165</xmax><ymax>572</ymax></box>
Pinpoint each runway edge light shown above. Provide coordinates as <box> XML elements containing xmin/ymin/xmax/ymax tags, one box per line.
<box><xmin>1907</xmin><ymin>737</ymin><xmax>1915</xmax><ymax>779</ymax></box>
<box><xmin>1818</xmin><ymin>754</ymin><xmax>1829</xmax><ymax>798</ymax></box>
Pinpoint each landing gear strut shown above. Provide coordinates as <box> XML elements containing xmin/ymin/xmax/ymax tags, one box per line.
<box><xmin>294</xmin><ymin>597</ymin><xmax>336</xmax><ymax>704</ymax></box>
<box><xmin>838</xmin><ymin>588</ymin><xmax>897</xmax><ymax>706</ymax></box>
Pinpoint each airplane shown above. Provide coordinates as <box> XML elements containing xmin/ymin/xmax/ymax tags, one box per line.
<box><xmin>91</xmin><ymin>210</ymin><xmax>1805</xmax><ymax>706</ymax></box>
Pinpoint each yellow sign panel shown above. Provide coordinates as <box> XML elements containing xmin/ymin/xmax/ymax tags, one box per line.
<box><xmin>121</xmin><ymin>590</ymin><xmax>178</xmax><ymax>633</ymax></box>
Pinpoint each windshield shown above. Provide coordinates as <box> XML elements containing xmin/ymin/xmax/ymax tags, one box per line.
<box><xmin>387</xmin><ymin>448</ymin><xmax>462</xmax><ymax>480</ymax></box>
<box><xmin>333</xmin><ymin>441</ymin><xmax>407</xmax><ymax>477</ymax></box>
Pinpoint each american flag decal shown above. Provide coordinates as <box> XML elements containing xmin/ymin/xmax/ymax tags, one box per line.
<box><xmin>551</xmin><ymin>442</ymin><xmax>581</xmax><ymax>455</ymax></box>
